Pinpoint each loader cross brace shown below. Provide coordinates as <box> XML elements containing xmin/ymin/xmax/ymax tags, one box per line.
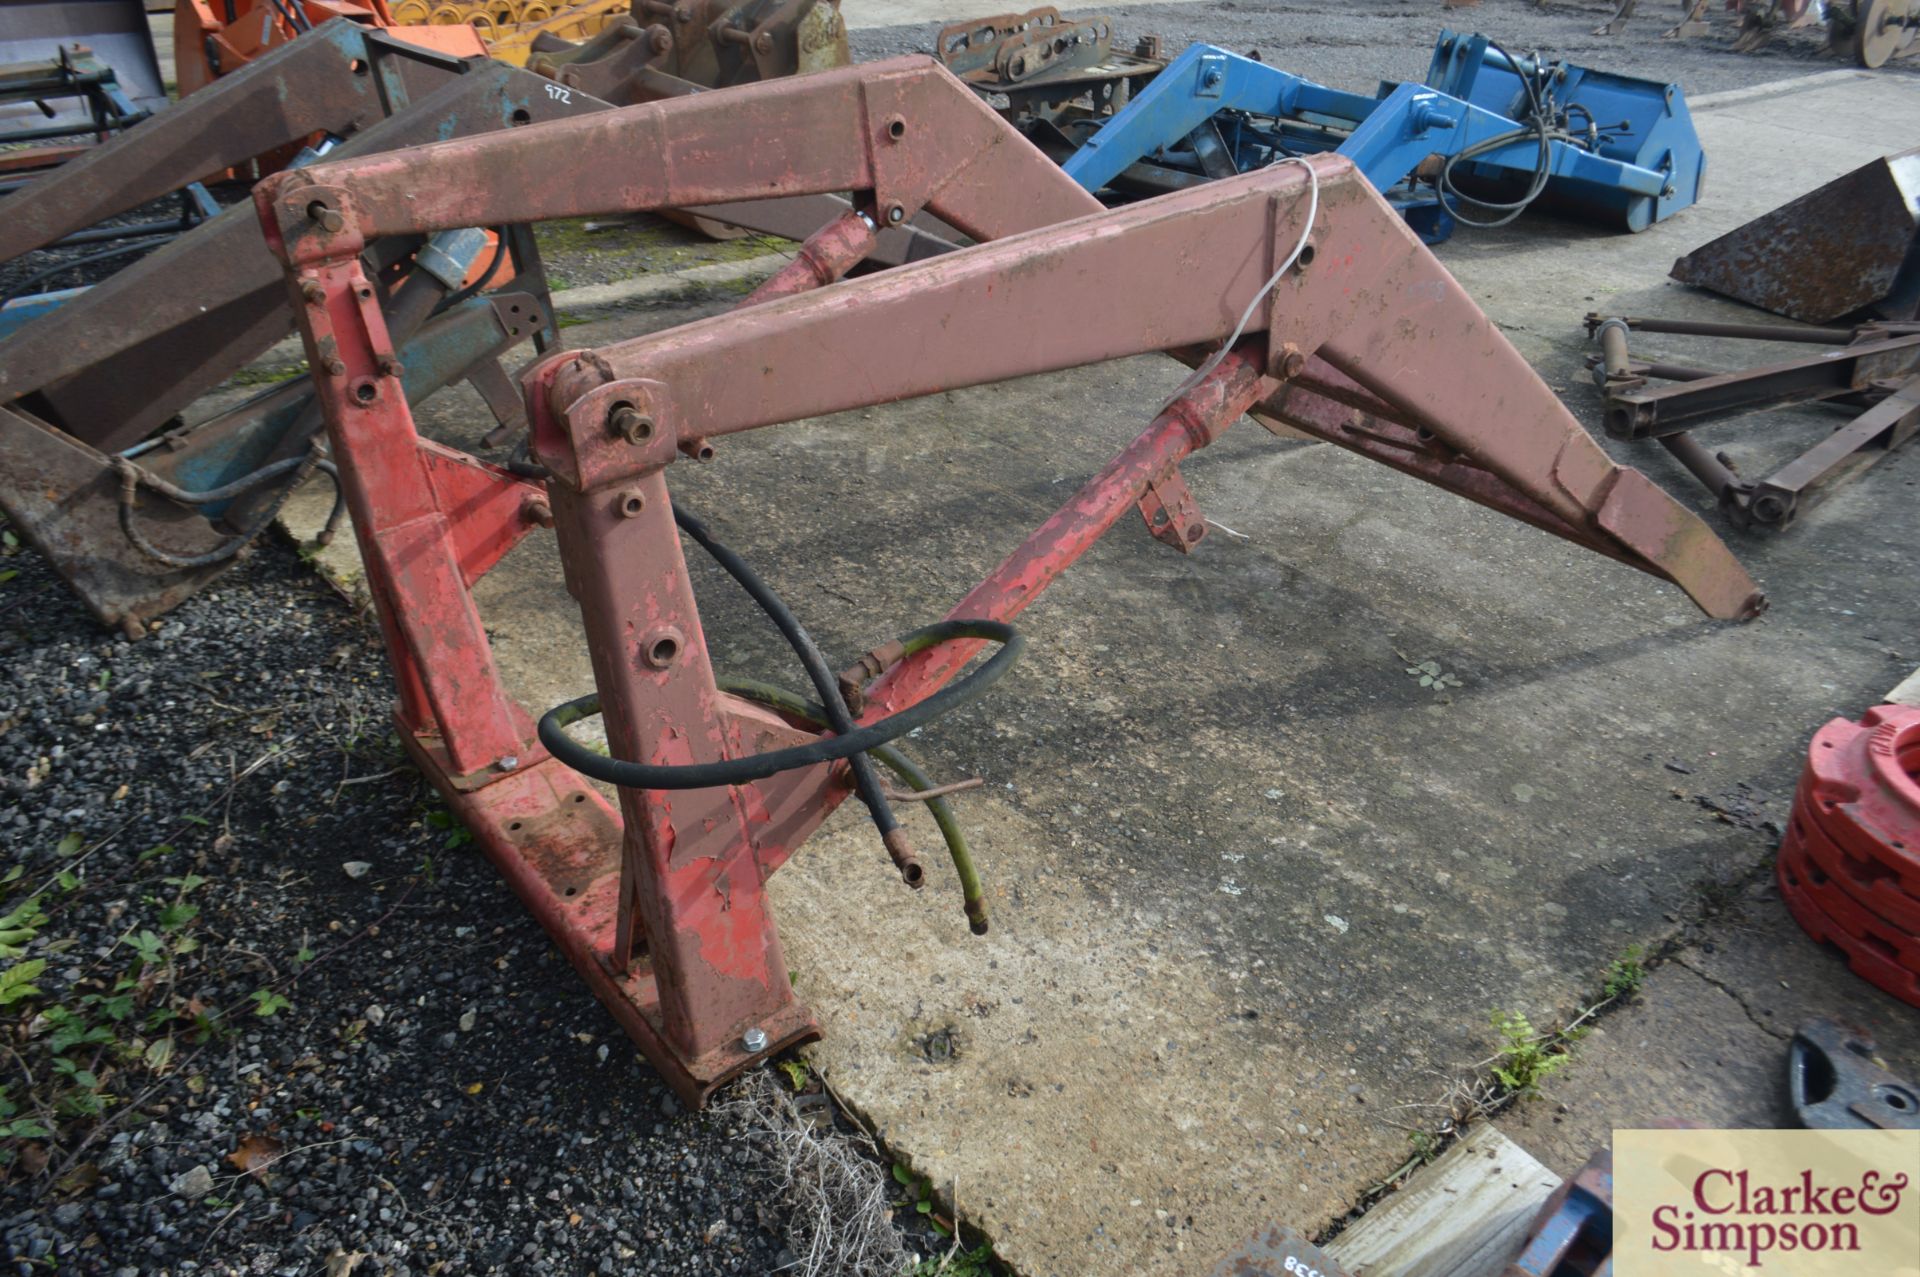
<box><xmin>255</xmin><ymin>56</ymin><xmax>1761</xmax><ymax>1107</ymax></box>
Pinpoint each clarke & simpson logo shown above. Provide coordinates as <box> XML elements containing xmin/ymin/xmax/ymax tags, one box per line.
<box><xmin>1615</xmin><ymin>1129</ymin><xmax>1920</xmax><ymax>1276</ymax></box>
<box><xmin>1650</xmin><ymin>1165</ymin><xmax>1910</xmax><ymax>1267</ymax></box>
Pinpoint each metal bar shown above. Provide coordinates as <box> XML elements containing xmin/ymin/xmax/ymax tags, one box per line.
<box><xmin>1659</xmin><ymin>432</ymin><xmax>1741</xmax><ymax>501</ymax></box>
<box><xmin>1601</xmin><ymin>332</ymin><xmax>1920</xmax><ymax>438</ymax></box>
<box><xmin>741</xmin><ymin>207</ymin><xmax>879</xmax><ymax>304</ymax></box>
<box><xmin>0</xmin><ymin>60</ymin><xmax>598</xmax><ymax>449</ymax></box>
<box><xmin>0</xmin><ymin>22</ymin><xmax>451</xmax><ymax>265</ymax></box>
<box><xmin>1745</xmin><ymin>374</ymin><xmax>1920</xmax><ymax>525</ymax></box>
<box><xmin>1591</xmin><ymin>313</ymin><xmax>1881</xmax><ymax>344</ymax></box>
<box><xmin>259</xmin><ymin>56</ymin><xmax>1103</xmax><ymax>244</ymax></box>
<box><xmin>524</xmin><ymin>156</ymin><xmax>1758</xmax><ymax>620</ymax></box>
<box><xmin>867</xmin><ymin>345</ymin><xmax>1269</xmax><ymax>714</ymax></box>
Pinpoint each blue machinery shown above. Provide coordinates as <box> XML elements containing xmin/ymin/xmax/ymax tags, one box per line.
<box><xmin>1061</xmin><ymin>31</ymin><xmax>1706</xmax><ymax>244</ymax></box>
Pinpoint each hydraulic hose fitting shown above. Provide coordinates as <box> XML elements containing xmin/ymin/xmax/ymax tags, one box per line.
<box><xmin>964</xmin><ymin>897</ymin><xmax>988</xmax><ymax>937</ymax></box>
<box><xmin>883</xmin><ymin>828</ymin><xmax>925</xmax><ymax>889</ymax></box>
<box><xmin>836</xmin><ymin>639</ymin><xmax>906</xmax><ymax>714</ymax></box>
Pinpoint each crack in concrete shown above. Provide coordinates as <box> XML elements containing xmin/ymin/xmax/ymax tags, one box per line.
<box><xmin>1672</xmin><ymin>953</ymin><xmax>1794</xmax><ymax>1042</ymax></box>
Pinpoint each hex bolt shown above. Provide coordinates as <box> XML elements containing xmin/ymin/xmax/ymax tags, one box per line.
<box><xmin>741</xmin><ymin>1027</ymin><xmax>769</xmax><ymax>1054</ymax></box>
<box><xmin>377</xmin><ymin>355</ymin><xmax>405</xmax><ymax>379</ymax></box>
<box><xmin>300</xmin><ymin>281</ymin><xmax>326</xmax><ymax>306</ymax></box>
<box><xmin>609</xmin><ymin>405</ymin><xmax>655</xmax><ymax>445</ymax></box>
<box><xmin>649</xmin><ymin>26</ymin><xmax>672</xmax><ymax>51</ymax></box>
<box><xmin>307</xmin><ymin>201</ymin><xmax>344</xmax><ymax>233</ymax></box>
<box><xmin>323</xmin><ymin>357</ymin><xmax>347</xmax><ymax>377</ymax></box>
<box><xmin>615</xmin><ymin>487</ymin><xmax>647</xmax><ymax>518</ymax></box>
<box><xmin>753</xmin><ymin>30</ymin><xmax>773</xmax><ymax>52</ymax></box>
<box><xmin>522</xmin><ymin>496</ymin><xmax>554</xmax><ymax>528</ymax></box>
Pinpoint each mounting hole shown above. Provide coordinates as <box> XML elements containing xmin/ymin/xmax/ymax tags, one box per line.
<box><xmin>571</xmin><ymin>793</ymin><xmax>587</xmax><ymax>804</ymax></box>
<box><xmin>1294</xmin><ymin>243</ymin><xmax>1316</xmax><ymax>270</ymax></box>
<box><xmin>887</xmin><ymin>116</ymin><xmax>906</xmax><ymax>140</ymax></box>
<box><xmin>1878</xmin><ymin>1084</ymin><xmax>1918</xmax><ymax>1112</ymax></box>
<box><xmin>508</xmin><ymin>820</ymin><xmax>523</xmax><ymax>832</ymax></box>
<box><xmin>564</xmin><ymin>885</ymin><xmax>579</xmax><ymax>897</ymax></box>
<box><xmin>620</xmin><ymin>493</ymin><xmax>645</xmax><ymax>517</ymax></box>
<box><xmin>350</xmin><ymin>378</ymin><xmax>379</xmax><ymax>404</ymax></box>
<box><xmin>349</xmin><ymin>58</ymin><xmax>368</xmax><ymax>74</ymax></box>
<box><xmin>1186</xmin><ymin>522</ymin><xmax>1205</xmax><ymax>540</ymax></box>
<box><xmin>647</xmin><ymin>634</ymin><xmax>680</xmax><ymax>666</ymax></box>
<box><xmin>510</xmin><ymin>107</ymin><xmax>532</xmax><ymax>125</ymax></box>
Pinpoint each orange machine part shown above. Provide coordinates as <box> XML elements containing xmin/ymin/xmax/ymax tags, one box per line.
<box><xmin>173</xmin><ymin>0</ymin><xmax>487</xmax><ymax>96</ymax></box>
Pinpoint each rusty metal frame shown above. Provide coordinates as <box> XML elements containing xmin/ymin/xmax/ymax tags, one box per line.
<box><xmin>0</xmin><ymin>16</ymin><xmax>946</xmax><ymax>453</ymax></box>
<box><xmin>255</xmin><ymin>56</ymin><xmax>1761</xmax><ymax>1106</ymax></box>
<box><xmin>1590</xmin><ymin>313</ymin><xmax>1920</xmax><ymax>528</ymax></box>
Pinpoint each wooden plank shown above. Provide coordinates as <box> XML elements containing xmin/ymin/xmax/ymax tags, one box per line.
<box><xmin>1327</xmin><ymin>1124</ymin><xmax>1560</xmax><ymax>1277</ymax></box>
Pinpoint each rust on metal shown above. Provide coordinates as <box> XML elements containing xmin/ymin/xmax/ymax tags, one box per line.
<box><xmin>254</xmin><ymin>56</ymin><xmax>1762</xmax><ymax>1109</ymax></box>
<box><xmin>1670</xmin><ymin>147</ymin><xmax>1920</xmax><ymax>323</ymax></box>
<box><xmin>1590</xmin><ymin>314</ymin><xmax>1920</xmax><ymax>529</ymax></box>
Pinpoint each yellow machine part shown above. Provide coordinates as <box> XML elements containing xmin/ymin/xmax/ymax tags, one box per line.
<box><xmin>383</xmin><ymin>0</ymin><xmax>631</xmax><ymax>64</ymax></box>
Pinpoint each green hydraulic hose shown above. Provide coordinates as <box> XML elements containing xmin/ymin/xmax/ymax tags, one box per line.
<box><xmin>720</xmin><ymin>677</ymin><xmax>989</xmax><ymax>936</ymax></box>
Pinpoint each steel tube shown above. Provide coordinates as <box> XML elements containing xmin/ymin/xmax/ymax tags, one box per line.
<box><xmin>1658</xmin><ymin>432</ymin><xmax>1740</xmax><ymax>499</ymax></box>
<box><xmin>865</xmin><ymin>345</ymin><xmax>1268</xmax><ymax>715</ymax></box>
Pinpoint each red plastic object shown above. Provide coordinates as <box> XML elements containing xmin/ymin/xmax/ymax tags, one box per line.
<box><xmin>1778</xmin><ymin>704</ymin><xmax>1920</xmax><ymax>1007</ymax></box>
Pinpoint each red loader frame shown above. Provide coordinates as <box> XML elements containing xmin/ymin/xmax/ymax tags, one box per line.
<box><xmin>255</xmin><ymin>56</ymin><xmax>1764</xmax><ymax>1106</ymax></box>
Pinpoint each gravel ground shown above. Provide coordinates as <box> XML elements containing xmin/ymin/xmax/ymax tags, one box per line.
<box><xmin>0</xmin><ymin>540</ymin><xmax>943</xmax><ymax>1276</ymax></box>
<box><xmin>853</xmin><ymin>0</ymin><xmax>1920</xmax><ymax>95</ymax></box>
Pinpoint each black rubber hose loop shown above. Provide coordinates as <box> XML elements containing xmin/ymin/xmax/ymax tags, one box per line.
<box><xmin>538</xmin><ymin>618</ymin><xmax>1023</xmax><ymax>791</ymax></box>
<box><xmin>671</xmin><ymin>505</ymin><xmax>910</xmax><ymax>882</ymax></box>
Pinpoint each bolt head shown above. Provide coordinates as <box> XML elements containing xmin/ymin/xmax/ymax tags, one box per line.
<box><xmin>610</xmin><ymin>405</ymin><xmax>655</xmax><ymax>445</ymax></box>
<box><xmin>741</xmin><ymin>1027</ymin><xmax>769</xmax><ymax>1053</ymax></box>
<box><xmin>497</xmin><ymin>755</ymin><xmax>520</xmax><ymax>772</ymax></box>
<box><xmin>887</xmin><ymin>204</ymin><xmax>906</xmax><ymax>224</ymax></box>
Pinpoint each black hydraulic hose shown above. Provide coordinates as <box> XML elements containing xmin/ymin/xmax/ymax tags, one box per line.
<box><xmin>539</xmin><ymin>618</ymin><xmax>1022</xmax><ymax>791</ymax></box>
<box><xmin>670</xmin><ymin>505</ymin><xmax>917</xmax><ymax>885</ymax></box>
<box><xmin>721</xmin><ymin>677</ymin><xmax>990</xmax><ymax>935</ymax></box>
<box><xmin>1437</xmin><ymin>37</ymin><xmax>1561</xmax><ymax>230</ymax></box>
<box><xmin>113</xmin><ymin>444</ymin><xmax>325</xmax><ymax>570</ymax></box>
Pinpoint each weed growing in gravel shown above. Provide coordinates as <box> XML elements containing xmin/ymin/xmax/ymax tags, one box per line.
<box><xmin>907</xmin><ymin>1243</ymin><xmax>997</xmax><ymax>1276</ymax></box>
<box><xmin>1486</xmin><ymin>1009</ymin><xmax>1568</xmax><ymax>1098</ymax></box>
<box><xmin>0</xmin><ymin>834</ymin><xmax>298</xmax><ymax>1176</ymax></box>
<box><xmin>1602</xmin><ymin>943</ymin><xmax>1648</xmax><ymax>1000</ymax></box>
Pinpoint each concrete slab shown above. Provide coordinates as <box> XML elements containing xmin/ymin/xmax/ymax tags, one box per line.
<box><xmin>268</xmin><ymin>64</ymin><xmax>1920</xmax><ymax>1277</ymax></box>
<box><xmin>1499</xmin><ymin>875</ymin><xmax>1920</xmax><ymax>1180</ymax></box>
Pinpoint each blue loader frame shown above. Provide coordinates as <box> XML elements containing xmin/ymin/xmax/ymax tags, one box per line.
<box><xmin>1061</xmin><ymin>30</ymin><xmax>1705</xmax><ymax>244</ymax></box>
